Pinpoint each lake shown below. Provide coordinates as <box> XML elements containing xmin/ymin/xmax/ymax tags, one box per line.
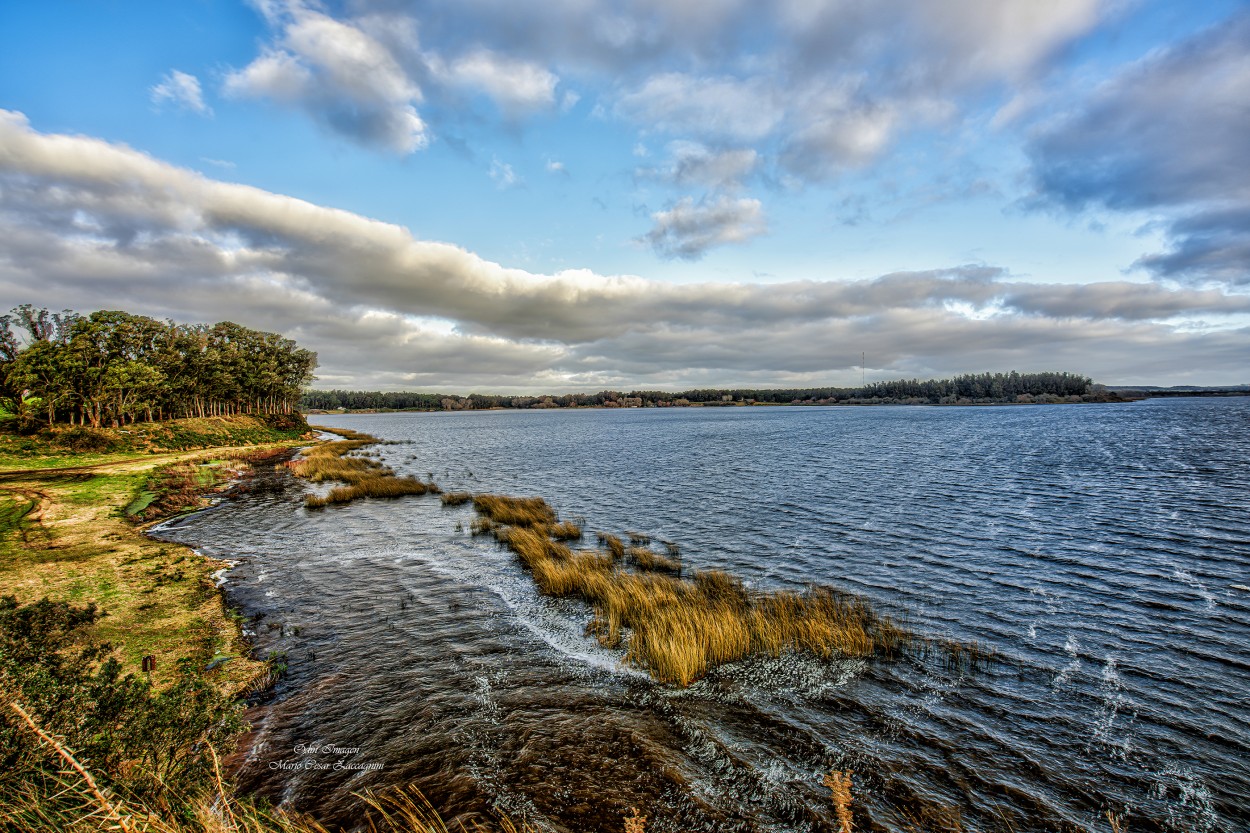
<box><xmin>154</xmin><ymin>398</ymin><xmax>1250</xmax><ymax>832</ymax></box>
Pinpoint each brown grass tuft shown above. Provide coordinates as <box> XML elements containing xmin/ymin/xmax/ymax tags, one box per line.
<box><xmin>599</xmin><ymin>532</ymin><xmax>626</xmax><ymax>561</ymax></box>
<box><xmin>627</xmin><ymin>546</ymin><xmax>681</xmax><ymax>575</ymax></box>
<box><xmin>305</xmin><ymin>475</ymin><xmax>435</xmax><ymax>508</ymax></box>
<box><xmin>549</xmin><ymin>520</ymin><xmax>583</xmax><ymax>540</ymax></box>
<box><xmin>441</xmin><ymin>491</ymin><xmax>474</xmax><ymax>506</ymax></box>
<box><xmin>472</xmin><ymin>494</ymin><xmax>556</xmax><ymax>527</ymax></box>
<box><xmin>292</xmin><ymin>428</ymin><xmax>439</xmax><ymax>509</ymax></box>
<box><xmin>823</xmin><ymin>769</ymin><xmax>854</xmax><ymax>833</ymax></box>
<box><xmin>624</xmin><ymin>807</ymin><xmax>646</xmax><ymax>833</ymax></box>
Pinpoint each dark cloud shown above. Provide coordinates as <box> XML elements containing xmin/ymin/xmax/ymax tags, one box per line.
<box><xmin>1027</xmin><ymin>13</ymin><xmax>1250</xmax><ymax>284</ymax></box>
<box><xmin>642</xmin><ymin>195</ymin><xmax>767</xmax><ymax>259</ymax></box>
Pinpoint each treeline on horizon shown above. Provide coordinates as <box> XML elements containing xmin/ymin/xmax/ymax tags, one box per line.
<box><xmin>303</xmin><ymin>370</ymin><xmax>1102</xmax><ymax>412</ymax></box>
<box><xmin>0</xmin><ymin>305</ymin><xmax>317</xmax><ymax>429</ymax></box>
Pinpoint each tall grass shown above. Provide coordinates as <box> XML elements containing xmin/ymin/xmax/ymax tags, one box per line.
<box><xmin>294</xmin><ymin>428</ymin><xmax>438</xmax><ymax>509</ymax></box>
<box><xmin>471</xmin><ymin>494</ymin><xmax>556</xmax><ymax>527</ymax></box>
<box><xmin>469</xmin><ymin>497</ymin><xmax>913</xmax><ymax>686</ymax></box>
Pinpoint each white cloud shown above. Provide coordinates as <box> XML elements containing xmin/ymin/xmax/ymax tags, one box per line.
<box><xmin>150</xmin><ymin>70</ymin><xmax>211</xmax><ymax>115</ymax></box>
<box><xmin>432</xmin><ymin>48</ymin><xmax>559</xmax><ymax>114</ymax></box>
<box><xmin>224</xmin><ymin>6</ymin><xmax>427</xmax><ymax>153</ymax></box>
<box><xmin>615</xmin><ymin>73</ymin><xmax>784</xmax><ymax>142</ymax></box>
<box><xmin>2</xmin><ymin>111</ymin><xmax>1247</xmax><ymax>389</ymax></box>
<box><xmin>489</xmin><ymin>156</ymin><xmax>521</xmax><ymax>188</ymax></box>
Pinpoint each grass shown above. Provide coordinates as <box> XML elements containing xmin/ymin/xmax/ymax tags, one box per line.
<box><xmin>469</xmin><ymin>494</ymin><xmax>911</xmax><ymax>686</ymax></box>
<box><xmin>305</xmin><ymin>476</ymin><xmax>438</xmax><ymax>508</ymax></box>
<box><xmin>471</xmin><ymin>494</ymin><xmax>556</xmax><ymax>527</ymax></box>
<box><xmin>0</xmin><ymin>414</ymin><xmax>311</xmax><ymax>470</ymax></box>
<box><xmin>294</xmin><ymin>426</ymin><xmax>439</xmax><ymax>509</ymax></box>
<box><xmin>626</xmin><ymin>545</ymin><xmax>681</xmax><ymax>575</ymax></box>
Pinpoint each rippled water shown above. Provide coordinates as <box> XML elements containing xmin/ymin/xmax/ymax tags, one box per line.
<box><xmin>153</xmin><ymin>399</ymin><xmax>1250</xmax><ymax>832</ymax></box>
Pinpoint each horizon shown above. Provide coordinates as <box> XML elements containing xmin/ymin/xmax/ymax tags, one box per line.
<box><xmin>2</xmin><ymin>1</ymin><xmax>1248</xmax><ymax>390</ymax></box>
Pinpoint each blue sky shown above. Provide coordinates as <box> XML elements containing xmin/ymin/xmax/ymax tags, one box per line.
<box><xmin>1</xmin><ymin>0</ymin><xmax>1247</xmax><ymax>390</ymax></box>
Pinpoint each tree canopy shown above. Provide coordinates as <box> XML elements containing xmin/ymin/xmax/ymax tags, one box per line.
<box><xmin>0</xmin><ymin>305</ymin><xmax>317</xmax><ymax>428</ymax></box>
<box><xmin>303</xmin><ymin>371</ymin><xmax>1100</xmax><ymax>412</ymax></box>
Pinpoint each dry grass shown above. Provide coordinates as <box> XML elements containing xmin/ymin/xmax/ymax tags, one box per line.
<box><xmin>549</xmin><ymin>520</ymin><xmax>583</xmax><ymax>540</ymax></box>
<box><xmin>598</xmin><ymin>532</ymin><xmax>626</xmax><ymax>561</ymax></box>
<box><xmin>624</xmin><ymin>807</ymin><xmax>646</xmax><ymax>833</ymax></box>
<box><xmin>305</xmin><ymin>476</ymin><xmax>437</xmax><ymax>508</ymax></box>
<box><xmin>473</xmin><ymin>498</ymin><xmax>913</xmax><ymax>686</ymax></box>
<box><xmin>294</xmin><ymin>428</ymin><xmax>438</xmax><ymax>509</ymax></box>
<box><xmin>626</xmin><ymin>546</ymin><xmax>681</xmax><ymax>575</ymax></box>
<box><xmin>823</xmin><ymin>769</ymin><xmax>854</xmax><ymax>833</ymax></box>
<box><xmin>440</xmin><ymin>491</ymin><xmax>473</xmax><ymax>506</ymax></box>
<box><xmin>471</xmin><ymin>494</ymin><xmax>557</xmax><ymax>527</ymax></box>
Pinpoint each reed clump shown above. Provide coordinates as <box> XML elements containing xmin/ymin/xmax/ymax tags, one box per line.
<box><xmin>549</xmin><ymin>520</ymin><xmax>583</xmax><ymax>540</ymax></box>
<box><xmin>598</xmin><ymin>532</ymin><xmax>626</xmax><ymax>561</ymax></box>
<box><xmin>471</xmin><ymin>499</ymin><xmax>913</xmax><ymax>686</ymax></box>
<box><xmin>627</xmin><ymin>546</ymin><xmax>682</xmax><ymax>575</ymax></box>
<box><xmin>305</xmin><ymin>476</ymin><xmax>437</xmax><ymax>508</ymax></box>
<box><xmin>441</xmin><ymin>491</ymin><xmax>474</xmax><ymax>506</ymax></box>
<box><xmin>296</xmin><ymin>427</ymin><xmax>439</xmax><ymax>509</ymax></box>
<box><xmin>472</xmin><ymin>494</ymin><xmax>557</xmax><ymax>527</ymax></box>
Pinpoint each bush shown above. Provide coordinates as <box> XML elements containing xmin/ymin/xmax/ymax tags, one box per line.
<box><xmin>0</xmin><ymin>596</ymin><xmax>245</xmax><ymax>811</ymax></box>
<box><xmin>51</xmin><ymin>427</ymin><xmax>116</xmax><ymax>452</ymax></box>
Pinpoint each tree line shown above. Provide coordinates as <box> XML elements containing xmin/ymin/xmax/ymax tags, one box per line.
<box><xmin>0</xmin><ymin>306</ymin><xmax>317</xmax><ymax>429</ymax></box>
<box><xmin>303</xmin><ymin>371</ymin><xmax>1100</xmax><ymax>412</ymax></box>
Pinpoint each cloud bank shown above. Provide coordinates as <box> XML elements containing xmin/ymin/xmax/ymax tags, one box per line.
<box><xmin>1</xmin><ymin>111</ymin><xmax>1246</xmax><ymax>390</ymax></box>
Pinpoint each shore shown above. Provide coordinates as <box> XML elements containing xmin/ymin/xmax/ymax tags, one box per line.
<box><xmin>0</xmin><ymin>415</ymin><xmax>312</xmax><ymax>689</ymax></box>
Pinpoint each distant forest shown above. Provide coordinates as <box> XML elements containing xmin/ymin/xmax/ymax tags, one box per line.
<box><xmin>304</xmin><ymin>371</ymin><xmax>1107</xmax><ymax>412</ymax></box>
<box><xmin>1</xmin><ymin>306</ymin><xmax>317</xmax><ymax>429</ymax></box>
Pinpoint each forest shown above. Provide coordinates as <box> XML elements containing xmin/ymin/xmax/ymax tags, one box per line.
<box><xmin>303</xmin><ymin>371</ymin><xmax>1103</xmax><ymax>411</ymax></box>
<box><xmin>0</xmin><ymin>306</ymin><xmax>317</xmax><ymax>429</ymax></box>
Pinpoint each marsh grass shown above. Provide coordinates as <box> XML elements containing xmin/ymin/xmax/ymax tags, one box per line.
<box><xmin>549</xmin><ymin>520</ymin><xmax>583</xmax><ymax>540</ymax></box>
<box><xmin>626</xmin><ymin>546</ymin><xmax>681</xmax><ymax>575</ymax></box>
<box><xmin>470</xmin><ymin>496</ymin><xmax>914</xmax><ymax>686</ymax></box>
<box><xmin>296</xmin><ymin>428</ymin><xmax>438</xmax><ymax>509</ymax></box>
<box><xmin>472</xmin><ymin>494</ymin><xmax>557</xmax><ymax>527</ymax></box>
<box><xmin>440</xmin><ymin>491</ymin><xmax>473</xmax><ymax>506</ymax></box>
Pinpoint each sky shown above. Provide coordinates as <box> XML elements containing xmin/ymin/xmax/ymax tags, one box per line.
<box><xmin>0</xmin><ymin>0</ymin><xmax>1247</xmax><ymax>391</ymax></box>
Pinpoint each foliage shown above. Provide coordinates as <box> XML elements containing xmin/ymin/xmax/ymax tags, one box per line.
<box><xmin>0</xmin><ymin>596</ymin><xmax>246</xmax><ymax>812</ymax></box>
<box><xmin>301</xmin><ymin>371</ymin><xmax>1099</xmax><ymax>411</ymax></box>
<box><xmin>0</xmin><ymin>305</ymin><xmax>317</xmax><ymax>429</ymax></box>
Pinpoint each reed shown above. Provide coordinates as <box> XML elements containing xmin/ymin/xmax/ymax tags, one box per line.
<box><xmin>626</xmin><ymin>546</ymin><xmax>681</xmax><ymax>575</ymax></box>
<box><xmin>549</xmin><ymin>520</ymin><xmax>584</xmax><ymax>540</ymax></box>
<box><xmin>294</xmin><ymin>427</ymin><xmax>440</xmax><ymax>509</ymax></box>
<box><xmin>471</xmin><ymin>494</ymin><xmax>557</xmax><ymax>527</ymax></box>
<box><xmin>473</xmin><ymin>498</ymin><xmax>913</xmax><ymax>686</ymax></box>
<box><xmin>599</xmin><ymin>532</ymin><xmax>626</xmax><ymax>561</ymax></box>
<box><xmin>440</xmin><ymin>491</ymin><xmax>474</xmax><ymax>506</ymax></box>
<box><xmin>305</xmin><ymin>476</ymin><xmax>436</xmax><ymax>509</ymax></box>
<box><xmin>823</xmin><ymin>769</ymin><xmax>854</xmax><ymax>833</ymax></box>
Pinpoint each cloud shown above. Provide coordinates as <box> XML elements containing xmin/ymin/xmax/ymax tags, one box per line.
<box><xmin>1027</xmin><ymin>13</ymin><xmax>1250</xmax><ymax>284</ymax></box>
<box><xmin>150</xmin><ymin>70</ymin><xmax>211</xmax><ymax>115</ymax></box>
<box><xmin>638</xmin><ymin>141</ymin><xmax>758</xmax><ymax>190</ymax></box>
<box><xmin>2</xmin><ymin>111</ymin><xmax>1247</xmax><ymax>389</ymax></box>
<box><xmin>224</xmin><ymin>5</ymin><xmax>428</xmax><ymax>153</ymax></box>
<box><xmin>614</xmin><ymin>73</ymin><xmax>784</xmax><ymax>142</ymax></box>
<box><xmin>428</xmin><ymin>48</ymin><xmax>559</xmax><ymax>114</ymax></box>
<box><xmin>489</xmin><ymin>157</ymin><xmax>521</xmax><ymax>188</ymax></box>
<box><xmin>642</xmin><ymin>195</ymin><xmax>767</xmax><ymax>259</ymax></box>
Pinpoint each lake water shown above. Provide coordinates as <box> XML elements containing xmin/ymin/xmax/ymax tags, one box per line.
<box><xmin>153</xmin><ymin>398</ymin><xmax>1250</xmax><ymax>832</ymax></box>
